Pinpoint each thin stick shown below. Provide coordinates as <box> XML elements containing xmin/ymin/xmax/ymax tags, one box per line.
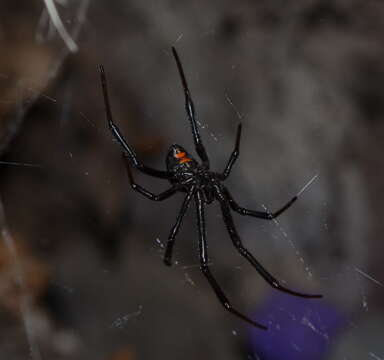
<box><xmin>0</xmin><ymin>195</ymin><xmax>42</xmax><ymax>360</ymax></box>
<box><xmin>43</xmin><ymin>0</ymin><xmax>78</xmax><ymax>52</ymax></box>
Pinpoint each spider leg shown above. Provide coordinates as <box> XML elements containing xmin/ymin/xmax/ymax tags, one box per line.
<box><xmin>99</xmin><ymin>65</ymin><xmax>170</xmax><ymax>179</ymax></box>
<box><xmin>171</xmin><ymin>47</ymin><xmax>210</xmax><ymax>169</ymax></box>
<box><xmin>216</xmin><ymin>188</ymin><xmax>322</xmax><ymax>299</ymax></box>
<box><xmin>219</xmin><ymin>123</ymin><xmax>242</xmax><ymax>180</ymax></box>
<box><xmin>123</xmin><ymin>155</ymin><xmax>177</xmax><ymax>200</ymax></box>
<box><xmin>195</xmin><ymin>190</ymin><xmax>267</xmax><ymax>330</ymax></box>
<box><xmin>164</xmin><ymin>186</ymin><xmax>195</xmax><ymax>266</ymax></box>
<box><xmin>223</xmin><ymin>186</ymin><xmax>297</xmax><ymax>220</ymax></box>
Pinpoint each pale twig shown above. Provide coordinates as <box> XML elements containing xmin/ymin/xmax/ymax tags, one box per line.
<box><xmin>0</xmin><ymin>0</ymin><xmax>90</xmax><ymax>155</ymax></box>
<box><xmin>43</xmin><ymin>0</ymin><xmax>78</xmax><ymax>52</ymax></box>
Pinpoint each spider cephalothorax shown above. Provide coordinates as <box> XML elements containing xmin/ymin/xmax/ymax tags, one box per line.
<box><xmin>99</xmin><ymin>47</ymin><xmax>322</xmax><ymax>330</ymax></box>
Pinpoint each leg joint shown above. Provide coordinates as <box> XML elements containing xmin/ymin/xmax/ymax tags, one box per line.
<box><xmin>223</xmin><ymin>302</ymin><xmax>232</xmax><ymax>310</ymax></box>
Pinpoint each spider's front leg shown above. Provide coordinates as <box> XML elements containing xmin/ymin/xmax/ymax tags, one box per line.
<box><xmin>195</xmin><ymin>190</ymin><xmax>267</xmax><ymax>330</ymax></box>
<box><xmin>123</xmin><ymin>155</ymin><xmax>177</xmax><ymax>201</ymax></box>
<box><xmin>99</xmin><ymin>65</ymin><xmax>170</xmax><ymax>179</ymax></box>
<box><xmin>172</xmin><ymin>47</ymin><xmax>210</xmax><ymax>169</ymax></box>
<box><xmin>215</xmin><ymin>188</ymin><xmax>322</xmax><ymax>299</ymax></box>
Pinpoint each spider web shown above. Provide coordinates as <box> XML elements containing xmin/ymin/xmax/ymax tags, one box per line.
<box><xmin>1</xmin><ymin>2</ymin><xmax>383</xmax><ymax>359</ymax></box>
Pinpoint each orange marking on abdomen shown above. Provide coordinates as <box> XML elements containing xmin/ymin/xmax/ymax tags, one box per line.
<box><xmin>175</xmin><ymin>151</ymin><xmax>186</xmax><ymax>159</ymax></box>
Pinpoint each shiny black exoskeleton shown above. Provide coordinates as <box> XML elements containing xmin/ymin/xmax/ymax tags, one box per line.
<box><xmin>99</xmin><ymin>47</ymin><xmax>322</xmax><ymax>330</ymax></box>
<box><xmin>166</xmin><ymin>144</ymin><xmax>216</xmax><ymax>203</ymax></box>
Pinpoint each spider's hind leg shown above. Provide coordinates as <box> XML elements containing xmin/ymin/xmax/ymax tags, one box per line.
<box><xmin>216</xmin><ymin>189</ymin><xmax>322</xmax><ymax>299</ymax></box>
<box><xmin>195</xmin><ymin>191</ymin><xmax>267</xmax><ymax>330</ymax></box>
<box><xmin>163</xmin><ymin>187</ymin><xmax>195</xmax><ymax>266</ymax></box>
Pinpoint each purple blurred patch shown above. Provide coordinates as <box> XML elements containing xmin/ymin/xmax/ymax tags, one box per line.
<box><xmin>248</xmin><ymin>293</ymin><xmax>346</xmax><ymax>360</ymax></box>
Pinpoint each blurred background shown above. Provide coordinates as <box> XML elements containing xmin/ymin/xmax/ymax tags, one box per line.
<box><xmin>1</xmin><ymin>0</ymin><xmax>384</xmax><ymax>359</ymax></box>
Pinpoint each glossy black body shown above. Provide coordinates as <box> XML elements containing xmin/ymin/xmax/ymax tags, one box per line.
<box><xmin>99</xmin><ymin>47</ymin><xmax>322</xmax><ymax>330</ymax></box>
<box><xmin>166</xmin><ymin>144</ymin><xmax>216</xmax><ymax>204</ymax></box>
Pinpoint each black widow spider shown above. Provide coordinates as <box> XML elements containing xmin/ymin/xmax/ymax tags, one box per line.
<box><xmin>99</xmin><ymin>47</ymin><xmax>322</xmax><ymax>330</ymax></box>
